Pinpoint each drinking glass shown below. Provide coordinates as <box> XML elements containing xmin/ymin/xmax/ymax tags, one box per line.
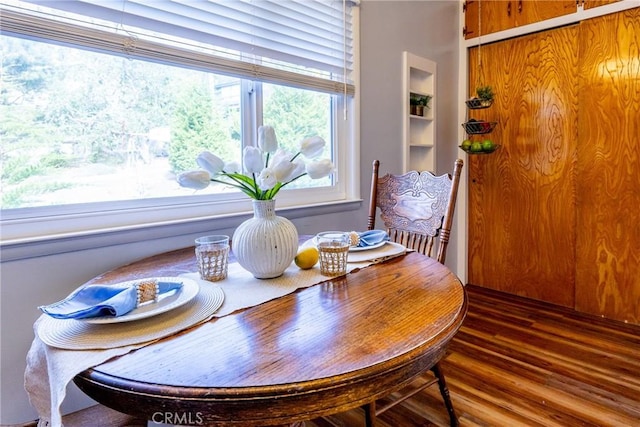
<box><xmin>316</xmin><ymin>231</ymin><xmax>350</xmax><ymax>276</ymax></box>
<box><xmin>195</xmin><ymin>235</ymin><xmax>230</xmax><ymax>282</ymax></box>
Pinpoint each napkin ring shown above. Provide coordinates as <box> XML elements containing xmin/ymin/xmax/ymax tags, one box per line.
<box><xmin>136</xmin><ymin>280</ymin><xmax>159</xmax><ymax>306</ymax></box>
<box><xmin>348</xmin><ymin>231</ymin><xmax>360</xmax><ymax>247</ymax></box>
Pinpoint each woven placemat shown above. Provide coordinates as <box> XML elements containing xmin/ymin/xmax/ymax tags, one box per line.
<box><xmin>37</xmin><ymin>282</ymin><xmax>224</xmax><ymax>350</ymax></box>
<box><xmin>300</xmin><ymin>238</ymin><xmax>406</xmax><ymax>263</ymax></box>
<box><xmin>346</xmin><ymin>242</ymin><xmax>406</xmax><ymax>263</ymax></box>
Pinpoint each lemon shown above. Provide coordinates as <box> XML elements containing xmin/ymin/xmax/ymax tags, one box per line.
<box><xmin>295</xmin><ymin>247</ymin><xmax>319</xmax><ymax>269</ymax></box>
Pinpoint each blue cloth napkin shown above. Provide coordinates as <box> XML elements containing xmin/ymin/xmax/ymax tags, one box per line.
<box><xmin>351</xmin><ymin>230</ymin><xmax>389</xmax><ymax>247</ymax></box>
<box><xmin>39</xmin><ymin>281</ymin><xmax>183</xmax><ymax>319</ymax></box>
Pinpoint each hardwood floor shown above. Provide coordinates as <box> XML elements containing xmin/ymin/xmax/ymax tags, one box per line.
<box><xmin>53</xmin><ymin>285</ymin><xmax>640</xmax><ymax>427</ymax></box>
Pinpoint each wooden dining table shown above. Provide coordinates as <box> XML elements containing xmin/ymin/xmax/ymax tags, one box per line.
<box><xmin>72</xmin><ymin>244</ymin><xmax>468</xmax><ymax>426</ymax></box>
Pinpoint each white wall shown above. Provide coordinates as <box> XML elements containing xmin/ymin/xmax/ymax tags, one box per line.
<box><xmin>359</xmin><ymin>0</ymin><xmax>461</xmax><ymax>265</ymax></box>
<box><xmin>0</xmin><ymin>1</ymin><xmax>460</xmax><ymax>423</ymax></box>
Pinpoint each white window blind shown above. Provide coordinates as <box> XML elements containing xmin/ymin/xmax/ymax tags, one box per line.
<box><xmin>0</xmin><ymin>0</ymin><xmax>356</xmax><ymax>95</ymax></box>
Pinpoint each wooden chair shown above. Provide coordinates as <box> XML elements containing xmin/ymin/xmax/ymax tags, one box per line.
<box><xmin>363</xmin><ymin>158</ymin><xmax>464</xmax><ymax>427</ymax></box>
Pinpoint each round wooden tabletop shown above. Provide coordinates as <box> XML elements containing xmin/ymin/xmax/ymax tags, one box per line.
<box><xmin>74</xmin><ymin>248</ymin><xmax>467</xmax><ymax>426</ymax></box>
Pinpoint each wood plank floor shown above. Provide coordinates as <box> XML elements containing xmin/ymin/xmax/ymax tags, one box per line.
<box><xmin>51</xmin><ymin>284</ymin><xmax>640</xmax><ymax>427</ymax></box>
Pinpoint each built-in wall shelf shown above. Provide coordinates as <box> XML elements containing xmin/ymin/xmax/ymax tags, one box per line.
<box><xmin>402</xmin><ymin>52</ymin><xmax>436</xmax><ymax>172</ymax></box>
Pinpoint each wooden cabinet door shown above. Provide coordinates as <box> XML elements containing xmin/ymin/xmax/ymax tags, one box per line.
<box><xmin>575</xmin><ymin>8</ymin><xmax>640</xmax><ymax>323</ymax></box>
<box><xmin>467</xmin><ymin>26</ymin><xmax>579</xmax><ymax>307</ymax></box>
<box><xmin>518</xmin><ymin>0</ymin><xmax>576</xmax><ymax>26</ymax></box>
<box><xmin>464</xmin><ymin>0</ymin><xmax>514</xmax><ymax>39</ymax></box>
<box><xmin>583</xmin><ymin>0</ymin><xmax>620</xmax><ymax>10</ymax></box>
<box><xmin>465</xmin><ymin>0</ymin><xmax>577</xmax><ymax>39</ymax></box>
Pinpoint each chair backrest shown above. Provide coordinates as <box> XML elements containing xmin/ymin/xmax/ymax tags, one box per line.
<box><xmin>367</xmin><ymin>159</ymin><xmax>464</xmax><ymax>264</ymax></box>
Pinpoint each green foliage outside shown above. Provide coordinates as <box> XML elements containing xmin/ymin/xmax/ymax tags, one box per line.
<box><xmin>263</xmin><ymin>85</ymin><xmax>331</xmax><ymax>189</ymax></box>
<box><xmin>263</xmin><ymin>85</ymin><xmax>330</xmax><ymax>152</ymax></box>
<box><xmin>169</xmin><ymin>84</ymin><xmax>239</xmax><ymax>173</ymax></box>
<box><xmin>1</xmin><ymin>35</ymin><xmax>331</xmax><ymax>209</ymax></box>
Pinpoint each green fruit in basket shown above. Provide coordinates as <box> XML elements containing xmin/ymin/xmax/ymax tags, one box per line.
<box><xmin>461</xmin><ymin>139</ymin><xmax>472</xmax><ymax>150</ymax></box>
<box><xmin>482</xmin><ymin>139</ymin><xmax>494</xmax><ymax>151</ymax></box>
<box><xmin>470</xmin><ymin>142</ymin><xmax>483</xmax><ymax>153</ymax></box>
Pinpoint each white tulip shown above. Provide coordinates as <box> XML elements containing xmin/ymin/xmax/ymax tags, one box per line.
<box><xmin>184</xmin><ymin>127</ymin><xmax>333</xmax><ymax>200</ymax></box>
<box><xmin>271</xmin><ymin>148</ymin><xmax>292</xmax><ymax>165</ymax></box>
<box><xmin>258</xmin><ymin>125</ymin><xmax>278</xmax><ymax>153</ymax></box>
<box><xmin>272</xmin><ymin>158</ymin><xmax>297</xmax><ymax>183</ymax></box>
<box><xmin>257</xmin><ymin>167</ymin><xmax>277</xmax><ymax>190</ymax></box>
<box><xmin>177</xmin><ymin>170</ymin><xmax>211</xmax><ymax>190</ymax></box>
<box><xmin>306</xmin><ymin>159</ymin><xmax>334</xmax><ymax>179</ymax></box>
<box><xmin>289</xmin><ymin>157</ymin><xmax>306</xmax><ymax>180</ymax></box>
<box><xmin>224</xmin><ymin>161</ymin><xmax>241</xmax><ymax>174</ymax></box>
<box><xmin>299</xmin><ymin>136</ymin><xmax>326</xmax><ymax>158</ymax></box>
<box><xmin>243</xmin><ymin>146</ymin><xmax>264</xmax><ymax>174</ymax></box>
<box><xmin>196</xmin><ymin>151</ymin><xmax>225</xmax><ymax>175</ymax></box>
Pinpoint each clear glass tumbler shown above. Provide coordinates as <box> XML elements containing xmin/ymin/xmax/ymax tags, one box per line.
<box><xmin>195</xmin><ymin>235</ymin><xmax>230</xmax><ymax>282</ymax></box>
<box><xmin>316</xmin><ymin>231</ymin><xmax>350</xmax><ymax>277</ymax></box>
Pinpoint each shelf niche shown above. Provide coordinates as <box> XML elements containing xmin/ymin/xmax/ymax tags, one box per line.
<box><xmin>402</xmin><ymin>52</ymin><xmax>436</xmax><ymax>173</ymax></box>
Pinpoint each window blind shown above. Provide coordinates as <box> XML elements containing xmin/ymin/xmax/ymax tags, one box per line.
<box><xmin>0</xmin><ymin>0</ymin><xmax>356</xmax><ymax>96</ymax></box>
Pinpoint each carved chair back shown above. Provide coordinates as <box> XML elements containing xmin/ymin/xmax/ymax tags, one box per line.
<box><xmin>367</xmin><ymin>159</ymin><xmax>464</xmax><ymax>264</ymax></box>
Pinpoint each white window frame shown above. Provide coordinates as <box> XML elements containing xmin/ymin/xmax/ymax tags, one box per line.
<box><xmin>0</xmin><ymin>2</ymin><xmax>361</xmax><ymax>259</ymax></box>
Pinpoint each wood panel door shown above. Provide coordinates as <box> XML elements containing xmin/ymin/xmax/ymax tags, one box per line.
<box><xmin>575</xmin><ymin>8</ymin><xmax>640</xmax><ymax>323</ymax></box>
<box><xmin>467</xmin><ymin>25</ymin><xmax>579</xmax><ymax>307</ymax></box>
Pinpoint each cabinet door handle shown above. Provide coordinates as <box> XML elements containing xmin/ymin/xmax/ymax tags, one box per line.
<box><xmin>518</xmin><ymin>0</ymin><xmax>523</xmax><ymax>14</ymax></box>
<box><xmin>507</xmin><ymin>1</ymin><xmax>511</xmax><ymax>16</ymax></box>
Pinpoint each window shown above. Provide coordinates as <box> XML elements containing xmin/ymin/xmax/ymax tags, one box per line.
<box><xmin>0</xmin><ymin>0</ymin><xmax>358</xmax><ymax>244</ymax></box>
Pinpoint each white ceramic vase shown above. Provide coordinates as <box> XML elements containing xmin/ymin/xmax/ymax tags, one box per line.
<box><xmin>232</xmin><ymin>199</ymin><xmax>299</xmax><ymax>279</ymax></box>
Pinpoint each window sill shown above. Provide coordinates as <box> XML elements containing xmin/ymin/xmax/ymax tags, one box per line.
<box><xmin>0</xmin><ymin>199</ymin><xmax>362</xmax><ymax>262</ymax></box>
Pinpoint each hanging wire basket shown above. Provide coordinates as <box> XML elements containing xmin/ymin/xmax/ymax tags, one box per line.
<box><xmin>459</xmin><ymin>143</ymin><xmax>500</xmax><ymax>154</ymax></box>
<box><xmin>465</xmin><ymin>98</ymin><xmax>493</xmax><ymax>109</ymax></box>
<box><xmin>462</xmin><ymin>120</ymin><xmax>497</xmax><ymax>134</ymax></box>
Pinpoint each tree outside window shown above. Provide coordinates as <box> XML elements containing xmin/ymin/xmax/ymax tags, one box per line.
<box><xmin>1</xmin><ymin>36</ymin><xmax>331</xmax><ymax>209</ymax></box>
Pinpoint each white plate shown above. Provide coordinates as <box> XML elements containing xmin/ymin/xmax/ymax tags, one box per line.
<box><xmin>347</xmin><ymin>242</ymin><xmax>406</xmax><ymax>263</ymax></box>
<box><xmin>311</xmin><ymin>236</ymin><xmax>387</xmax><ymax>252</ymax></box>
<box><xmin>349</xmin><ymin>240</ymin><xmax>387</xmax><ymax>252</ymax></box>
<box><xmin>80</xmin><ymin>277</ymin><xmax>200</xmax><ymax>324</ymax></box>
